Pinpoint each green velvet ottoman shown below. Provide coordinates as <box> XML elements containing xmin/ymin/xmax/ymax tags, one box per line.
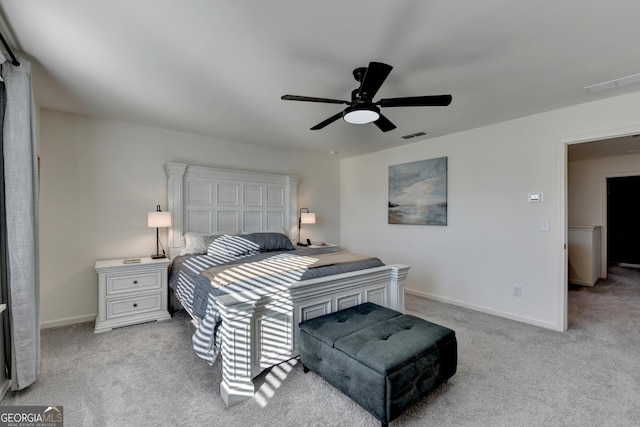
<box><xmin>299</xmin><ymin>303</ymin><xmax>457</xmax><ymax>426</ymax></box>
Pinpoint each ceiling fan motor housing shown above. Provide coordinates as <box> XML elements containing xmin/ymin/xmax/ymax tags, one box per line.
<box><xmin>352</xmin><ymin>67</ymin><xmax>368</xmax><ymax>83</ymax></box>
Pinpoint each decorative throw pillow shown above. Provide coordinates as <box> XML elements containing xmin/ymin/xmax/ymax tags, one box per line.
<box><xmin>207</xmin><ymin>235</ymin><xmax>260</xmax><ymax>257</ymax></box>
<box><xmin>207</xmin><ymin>236</ymin><xmax>228</xmax><ymax>257</ymax></box>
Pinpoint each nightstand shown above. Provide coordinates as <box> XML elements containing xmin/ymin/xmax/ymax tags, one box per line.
<box><xmin>308</xmin><ymin>243</ymin><xmax>340</xmax><ymax>252</ymax></box>
<box><xmin>94</xmin><ymin>257</ymin><xmax>171</xmax><ymax>333</ymax></box>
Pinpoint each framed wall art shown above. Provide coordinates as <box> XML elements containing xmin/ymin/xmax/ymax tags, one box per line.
<box><xmin>388</xmin><ymin>156</ymin><xmax>447</xmax><ymax>225</ymax></box>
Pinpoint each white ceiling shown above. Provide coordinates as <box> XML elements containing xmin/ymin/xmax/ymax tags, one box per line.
<box><xmin>2</xmin><ymin>0</ymin><xmax>640</xmax><ymax>158</ymax></box>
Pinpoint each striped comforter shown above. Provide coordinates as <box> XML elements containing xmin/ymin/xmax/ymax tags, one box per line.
<box><xmin>168</xmin><ymin>248</ymin><xmax>383</xmax><ymax>365</ymax></box>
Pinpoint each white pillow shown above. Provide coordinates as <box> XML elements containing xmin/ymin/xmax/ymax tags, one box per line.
<box><xmin>180</xmin><ymin>232</ymin><xmax>207</xmax><ymax>255</ymax></box>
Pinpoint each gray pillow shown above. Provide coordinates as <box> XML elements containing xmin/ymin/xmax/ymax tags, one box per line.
<box><xmin>241</xmin><ymin>232</ymin><xmax>295</xmax><ymax>252</ymax></box>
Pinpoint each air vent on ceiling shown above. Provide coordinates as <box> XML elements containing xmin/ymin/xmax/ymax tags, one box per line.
<box><xmin>585</xmin><ymin>72</ymin><xmax>640</xmax><ymax>93</ymax></box>
<box><xmin>401</xmin><ymin>131</ymin><xmax>427</xmax><ymax>140</ymax></box>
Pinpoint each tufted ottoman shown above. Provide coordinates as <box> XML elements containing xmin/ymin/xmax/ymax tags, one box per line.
<box><xmin>299</xmin><ymin>302</ymin><xmax>457</xmax><ymax>427</ymax></box>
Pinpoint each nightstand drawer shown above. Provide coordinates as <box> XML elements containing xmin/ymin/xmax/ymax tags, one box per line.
<box><xmin>107</xmin><ymin>271</ymin><xmax>162</xmax><ymax>295</ymax></box>
<box><xmin>107</xmin><ymin>293</ymin><xmax>162</xmax><ymax>319</ymax></box>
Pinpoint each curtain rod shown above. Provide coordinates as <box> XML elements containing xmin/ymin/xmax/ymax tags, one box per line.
<box><xmin>0</xmin><ymin>31</ymin><xmax>20</xmax><ymax>66</ymax></box>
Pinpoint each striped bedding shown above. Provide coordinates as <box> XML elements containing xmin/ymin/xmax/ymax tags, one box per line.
<box><xmin>168</xmin><ymin>247</ymin><xmax>384</xmax><ymax>365</ymax></box>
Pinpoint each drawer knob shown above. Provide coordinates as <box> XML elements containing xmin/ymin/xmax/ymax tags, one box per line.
<box><xmin>133</xmin><ymin>280</ymin><xmax>138</xmax><ymax>284</ymax></box>
<box><xmin>133</xmin><ymin>303</ymin><xmax>138</xmax><ymax>308</ymax></box>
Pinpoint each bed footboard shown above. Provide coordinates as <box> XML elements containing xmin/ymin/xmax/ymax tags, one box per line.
<box><xmin>216</xmin><ymin>264</ymin><xmax>411</xmax><ymax>406</ymax></box>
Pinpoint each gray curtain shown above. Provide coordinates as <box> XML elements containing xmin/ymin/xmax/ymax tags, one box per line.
<box><xmin>0</xmin><ymin>58</ymin><xmax>40</xmax><ymax>391</ymax></box>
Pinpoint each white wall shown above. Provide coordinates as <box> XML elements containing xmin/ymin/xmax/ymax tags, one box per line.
<box><xmin>341</xmin><ymin>90</ymin><xmax>640</xmax><ymax>331</ymax></box>
<box><xmin>568</xmin><ymin>153</ymin><xmax>640</xmax><ymax>274</ymax></box>
<box><xmin>39</xmin><ymin>109</ymin><xmax>340</xmax><ymax>327</ymax></box>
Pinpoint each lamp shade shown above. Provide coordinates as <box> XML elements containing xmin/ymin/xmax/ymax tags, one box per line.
<box><xmin>300</xmin><ymin>212</ymin><xmax>316</xmax><ymax>224</ymax></box>
<box><xmin>148</xmin><ymin>211</ymin><xmax>172</xmax><ymax>228</ymax></box>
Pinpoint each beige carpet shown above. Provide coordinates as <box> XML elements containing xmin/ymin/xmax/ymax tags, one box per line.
<box><xmin>1</xmin><ymin>267</ymin><xmax>639</xmax><ymax>426</ymax></box>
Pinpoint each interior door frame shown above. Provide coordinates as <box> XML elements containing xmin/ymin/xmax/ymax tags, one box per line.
<box><xmin>558</xmin><ymin>124</ymin><xmax>640</xmax><ymax>331</ymax></box>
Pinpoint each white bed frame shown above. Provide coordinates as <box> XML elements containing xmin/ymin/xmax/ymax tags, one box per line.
<box><xmin>165</xmin><ymin>162</ymin><xmax>411</xmax><ymax>406</ymax></box>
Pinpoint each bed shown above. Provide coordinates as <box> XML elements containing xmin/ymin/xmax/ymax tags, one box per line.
<box><xmin>165</xmin><ymin>162</ymin><xmax>411</xmax><ymax>406</ymax></box>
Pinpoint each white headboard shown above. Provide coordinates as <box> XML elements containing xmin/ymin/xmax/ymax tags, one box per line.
<box><xmin>165</xmin><ymin>162</ymin><xmax>300</xmax><ymax>258</ymax></box>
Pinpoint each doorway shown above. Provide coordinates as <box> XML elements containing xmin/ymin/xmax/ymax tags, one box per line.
<box><xmin>607</xmin><ymin>175</ymin><xmax>640</xmax><ymax>266</ymax></box>
<box><xmin>563</xmin><ymin>131</ymin><xmax>640</xmax><ymax>331</ymax></box>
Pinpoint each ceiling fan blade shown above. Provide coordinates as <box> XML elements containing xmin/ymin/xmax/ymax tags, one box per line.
<box><xmin>373</xmin><ymin>114</ymin><xmax>396</xmax><ymax>132</ymax></box>
<box><xmin>358</xmin><ymin>62</ymin><xmax>393</xmax><ymax>100</ymax></box>
<box><xmin>377</xmin><ymin>94</ymin><xmax>452</xmax><ymax>108</ymax></box>
<box><xmin>281</xmin><ymin>95</ymin><xmax>349</xmax><ymax>105</ymax></box>
<box><xmin>310</xmin><ymin>111</ymin><xmax>344</xmax><ymax>130</ymax></box>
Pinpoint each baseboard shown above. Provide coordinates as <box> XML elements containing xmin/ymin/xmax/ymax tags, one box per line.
<box><xmin>405</xmin><ymin>288</ymin><xmax>560</xmax><ymax>331</ymax></box>
<box><xmin>40</xmin><ymin>314</ymin><xmax>96</xmax><ymax>329</ymax></box>
<box><xmin>620</xmin><ymin>263</ymin><xmax>640</xmax><ymax>269</ymax></box>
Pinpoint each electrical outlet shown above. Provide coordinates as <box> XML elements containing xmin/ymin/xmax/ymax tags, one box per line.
<box><xmin>513</xmin><ymin>285</ymin><xmax>523</xmax><ymax>297</ymax></box>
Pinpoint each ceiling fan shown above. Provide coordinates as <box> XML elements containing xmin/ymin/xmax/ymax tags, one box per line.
<box><xmin>281</xmin><ymin>61</ymin><xmax>452</xmax><ymax>132</ymax></box>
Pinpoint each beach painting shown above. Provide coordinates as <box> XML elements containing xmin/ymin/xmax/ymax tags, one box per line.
<box><xmin>388</xmin><ymin>157</ymin><xmax>447</xmax><ymax>225</ymax></box>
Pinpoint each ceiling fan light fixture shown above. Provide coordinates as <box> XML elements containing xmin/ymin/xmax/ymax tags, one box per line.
<box><xmin>343</xmin><ymin>104</ymin><xmax>380</xmax><ymax>125</ymax></box>
<box><xmin>282</xmin><ymin>61</ymin><xmax>451</xmax><ymax>131</ymax></box>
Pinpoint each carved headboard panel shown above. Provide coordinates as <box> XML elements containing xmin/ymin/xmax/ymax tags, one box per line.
<box><xmin>165</xmin><ymin>162</ymin><xmax>300</xmax><ymax>258</ymax></box>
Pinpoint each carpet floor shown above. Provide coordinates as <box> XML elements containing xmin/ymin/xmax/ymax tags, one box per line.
<box><xmin>1</xmin><ymin>266</ymin><xmax>639</xmax><ymax>426</ymax></box>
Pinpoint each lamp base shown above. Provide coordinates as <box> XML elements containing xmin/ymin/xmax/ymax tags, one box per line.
<box><xmin>297</xmin><ymin>238</ymin><xmax>311</xmax><ymax>247</ymax></box>
<box><xmin>150</xmin><ymin>254</ymin><xmax>166</xmax><ymax>259</ymax></box>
